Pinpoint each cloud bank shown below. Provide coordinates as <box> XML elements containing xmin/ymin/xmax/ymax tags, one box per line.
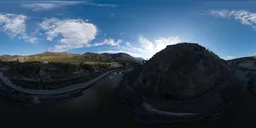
<box><xmin>0</xmin><ymin>13</ymin><xmax>37</xmax><ymax>43</ymax></box>
<box><xmin>40</xmin><ymin>18</ymin><xmax>97</xmax><ymax>52</ymax></box>
<box><xmin>21</xmin><ymin>1</ymin><xmax>116</xmax><ymax>11</ymax></box>
<box><xmin>98</xmin><ymin>36</ymin><xmax>182</xmax><ymax>59</ymax></box>
<box><xmin>208</xmin><ymin>10</ymin><xmax>256</xmax><ymax>28</ymax></box>
<box><xmin>0</xmin><ymin>13</ymin><xmax>98</xmax><ymax>51</ymax></box>
<box><xmin>94</xmin><ymin>39</ymin><xmax>123</xmax><ymax>47</ymax></box>
<box><xmin>21</xmin><ymin>1</ymin><xmax>85</xmax><ymax>11</ymax></box>
<box><xmin>0</xmin><ymin>13</ymin><xmax>181</xmax><ymax>59</ymax></box>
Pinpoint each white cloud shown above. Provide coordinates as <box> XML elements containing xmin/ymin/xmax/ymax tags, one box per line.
<box><xmin>21</xmin><ymin>1</ymin><xmax>116</xmax><ymax>11</ymax></box>
<box><xmin>155</xmin><ymin>36</ymin><xmax>182</xmax><ymax>52</ymax></box>
<box><xmin>84</xmin><ymin>3</ymin><xmax>117</xmax><ymax>7</ymax></box>
<box><xmin>138</xmin><ymin>36</ymin><xmax>155</xmax><ymax>57</ymax></box>
<box><xmin>40</xmin><ymin>18</ymin><xmax>97</xmax><ymax>52</ymax></box>
<box><xmin>208</xmin><ymin>10</ymin><xmax>256</xmax><ymax>28</ymax></box>
<box><xmin>136</xmin><ymin>36</ymin><xmax>182</xmax><ymax>59</ymax></box>
<box><xmin>223</xmin><ymin>56</ymin><xmax>236</xmax><ymax>60</ymax></box>
<box><xmin>21</xmin><ymin>3</ymin><xmax>60</xmax><ymax>11</ymax></box>
<box><xmin>21</xmin><ymin>1</ymin><xmax>85</xmax><ymax>11</ymax></box>
<box><xmin>0</xmin><ymin>13</ymin><xmax>37</xmax><ymax>43</ymax></box>
<box><xmin>98</xmin><ymin>36</ymin><xmax>182</xmax><ymax>59</ymax></box>
<box><xmin>94</xmin><ymin>39</ymin><xmax>122</xmax><ymax>47</ymax></box>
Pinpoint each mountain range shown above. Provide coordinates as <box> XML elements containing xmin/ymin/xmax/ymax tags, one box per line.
<box><xmin>0</xmin><ymin>52</ymin><xmax>144</xmax><ymax>66</ymax></box>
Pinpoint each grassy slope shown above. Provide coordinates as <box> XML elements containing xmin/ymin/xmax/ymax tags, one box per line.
<box><xmin>0</xmin><ymin>52</ymin><xmax>130</xmax><ymax>66</ymax></box>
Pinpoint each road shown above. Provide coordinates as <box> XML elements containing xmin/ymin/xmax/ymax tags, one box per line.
<box><xmin>0</xmin><ymin>70</ymin><xmax>136</xmax><ymax>125</ymax></box>
<box><xmin>0</xmin><ymin>69</ymin><xmax>242</xmax><ymax>127</ymax></box>
<box><xmin>0</xmin><ymin>70</ymin><xmax>116</xmax><ymax>95</ymax></box>
<box><xmin>0</xmin><ymin>67</ymin><xmax>253</xmax><ymax>127</ymax></box>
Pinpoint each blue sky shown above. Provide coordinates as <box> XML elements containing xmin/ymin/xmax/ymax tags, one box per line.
<box><xmin>0</xmin><ymin>0</ymin><xmax>256</xmax><ymax>59</ymax></box>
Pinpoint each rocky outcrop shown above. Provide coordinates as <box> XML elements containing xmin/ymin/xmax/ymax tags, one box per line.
<box><xmin>120</xmin><ymin>43</ymin><xmax>237</xmax><ymax>123</ymax></box>
<box><xmin>227</xmin><ymin>57</ymin><xmax>256</xmax><ymax>71</ymax></box>
<box><xmin>133</xmin><ymin>43</ymin><xmax>232</xmax><ymax>100</ymax></box>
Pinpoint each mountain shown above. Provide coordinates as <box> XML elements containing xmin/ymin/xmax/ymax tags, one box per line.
<box><xmin>0</xmin><ymin>52</ymin><xmax>76</xmax><ymax>63</ymax></box>
<box><xmin>134</xmin><ymin>57</ymin><xmax>145</xmax><ymax>64</ymax></box>
<box><xmin>227</xmin><ymin>56</ymin><xmax>256</xmax><ymax>71</ymax></box>
<box><xmin>120</xmin><ymin>43</ymin><xmax>237</xmax><ymax>123</ymax></box>
<box><xmin>132</xmin><ymin>43</ymin><xmax>232</xmax><ymax>99</ymax></box>
<box><xmin>0</xmin><ymin>52</ymin><xmax>141</xmax><ymax>67</ymax></box>
<box><xmin>0</xmin><ymin>52</ymin><xmax>142</xmax><ymax>78</ymax></box>
<box><xmin>101</xmin><ymin>53</ymin><xmax>137</xmax><ymax>63</ymax></box>
<box><xmin>82</xmin><ymin>52</ymin><xmax>112</xmax><ymax>62</ymax></box>
<box><xmin>33</xmin><ymin>52</ymin><xmax>74</xmax><ymax>57</ymax></box>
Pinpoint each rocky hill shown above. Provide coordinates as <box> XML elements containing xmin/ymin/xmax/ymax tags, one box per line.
<box><xmin>227</xmin><ymin>57</ymin><xmax>256</xmax><ymax>71</ymax></box>
<box><xmin>120</xmin><ymin>43</ymin><xmax>238</xmax><ymax>123</ymax></box>
<box><xmin>102</xmin><ymin>53</ymin><xmax>138</xmax><ymax>63</ymax></box>
<box><xmin>134</xmin><ymin>57</ymin><xmax>145</xmax><ymax>64</ymax></box>
<box><xmin>133</xmin><ymin>43</ymin><xmax>232</xmax><ymax>99</ymax></box>
<box><xmin>0</xmin><ymin>52</ymin><xmax>141</xmax><ymax>67</ymax></box>
<box><xmin>83</xmin><ymin>52</ymin><xmax>111</xmax><ymax>62</ymax></box>
<box><xmin>0</xmin><ymin>52</ymin><xmax>75</xmax><ymax>62</ymax></box>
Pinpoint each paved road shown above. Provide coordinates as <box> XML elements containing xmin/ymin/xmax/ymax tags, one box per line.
<box><xmin>0</xmin><ymin>70</ymin><xmax>116</xmax><ymax>95</ymax></box>
<box><xmin>0</xmin><ymin>70</ymin><xmax>136</xmax><ymax>124</ymax></box>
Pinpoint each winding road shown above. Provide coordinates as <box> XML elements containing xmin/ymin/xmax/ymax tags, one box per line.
<box><xmin>0</xmin><ymin>68</ymin><xmax>137</xmax><ymax>124</ymax></box>
<box><xmin>0</xmin><ymin>70</ymin><xmax>117</xmax><ymax>95</ymax></box>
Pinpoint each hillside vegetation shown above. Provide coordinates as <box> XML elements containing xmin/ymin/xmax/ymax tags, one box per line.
<box><xmin>0</xmin><ymin>52</ymin><xmax>141</xmax><ymax>67</ymax></box>
<box><xmin>0</xmin><ymin>52</ymin><xmax>142</xmax><ymax>79</ymax></box>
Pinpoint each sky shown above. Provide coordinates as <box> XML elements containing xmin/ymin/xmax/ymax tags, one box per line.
<box><xmin>0</xmin><ymin>0</ymin><xmax>256</xmax><ymax>59</ymax></box>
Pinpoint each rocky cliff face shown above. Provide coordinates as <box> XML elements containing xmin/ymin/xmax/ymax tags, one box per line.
<box><xmin>133</xmin><ymin>43</ymin><xmax>232</xmax><ymax>100</ymax></box>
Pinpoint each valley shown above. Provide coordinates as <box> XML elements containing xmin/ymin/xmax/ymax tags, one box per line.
<box><xmin>1</xmin><ymin>44</ymin><xmax>256</xmax><ymax>127</ymax></box>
